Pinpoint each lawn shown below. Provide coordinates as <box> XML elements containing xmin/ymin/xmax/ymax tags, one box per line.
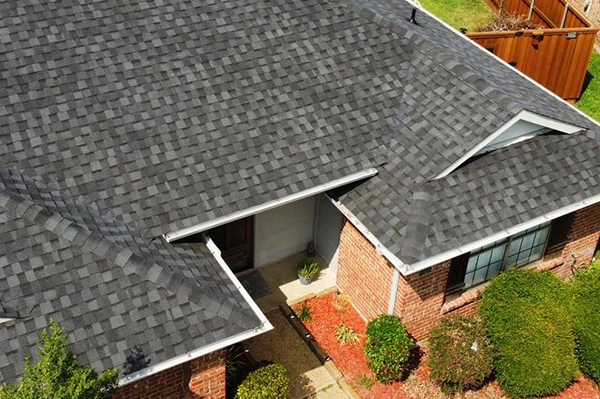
<box><xmin>418</xmin><ymin>0</ymin><xmax>495</xmax><ymax>31</ymax></box>
<box><xmin>576</xmin><ymin>52</ymin><xmax>600</xmax><ymax>122</ymax></box>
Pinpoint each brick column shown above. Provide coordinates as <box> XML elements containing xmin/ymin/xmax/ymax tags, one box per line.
<box><xmin>112</xmin><ymin>350</ymin><xmax>227</xmax><ymax>399</ymax></box>
<box><xmin>556</xmin><ymin>202</ymin><xmax>600</xmax><ymax>278</ymax></box>
<box><xmin>394</xmin><ymin>261</ymin><xmax>450</xmax><ymax>341</ymax></box>
<box><xmin>337</xmin><ymin>220</ymin><xmax>395</xmax><ymax>321</ymax></box>
<box><xmin>187</xmin><ymin>349</ymin><xmax>226</xmax><ymax>399</ymax></box>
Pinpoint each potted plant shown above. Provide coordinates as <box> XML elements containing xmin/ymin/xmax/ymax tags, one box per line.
<box><xmin>297</xmin><ymin>258</ymin><xmax>320</xmax><ymax>285</ymax></box>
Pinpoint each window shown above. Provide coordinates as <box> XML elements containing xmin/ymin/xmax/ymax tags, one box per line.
<box><xmin>446</xmin><ymin>213</ymin><xmax>574</xmax><ymax>293</ymax></box>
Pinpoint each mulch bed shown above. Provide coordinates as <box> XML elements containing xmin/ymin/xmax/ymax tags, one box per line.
<box><xmin>293</xmin><ymin>292</ymin><xmax>600</xmax><ymax>399</ymax></box>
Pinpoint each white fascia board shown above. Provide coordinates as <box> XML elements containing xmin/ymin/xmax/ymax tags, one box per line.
<box><xmin>118</xmin><ymin>325</ymin><xmax>270</xmax><ymax>387</ymax></box>
<box><xmin>405</xmin><ymin>192</ymin><xmax>600</xmax><ymax>275</ymax></box>
<box><xmin>328</xmin><ymin>197</ymin><xmax>410</xmax><ymax>274</ymax></box>
<box><xmin>163</xmin><ymin>168</ymin><xmax>378</xmax><ymax>242</ymax></box>
<box><xmin>410</xmin><ymin>0</ymin><xmax>600</xmax><ymax>130</ymax></box>
<box><xmin>118</xmin><ymin>240</ymin><xmax>273</xmax><ymax>387</ymax></box>
<box><xmin>435</xmin><ymin>110</ymin><xmax>584</xmax><ymax>179</ymax></box>
<box><xmin>204</xmin><ymin>236</ymin><xmax>272</xmax><ymax>334</ymax></box>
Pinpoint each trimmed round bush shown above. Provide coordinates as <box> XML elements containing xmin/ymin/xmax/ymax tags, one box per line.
<box><xmin>479</xmin><ymin>269</ymin><xmax>578</xmax><ymax>398</ymax></box>
<box><xmin>571</xmin><ymin>261</ymin><xmax>600</xmax><ymax>383</ymax></box>
<box><xmin>364</xmin><ymin>315</ymin><xmax>413</xmax><ymax>384</ymax></box>
<box><xmin>235</xmin><ymin>363</ymin><xmax>290</xmax><ymax>399</ymax></box>
<box><xmin>428</xmin><ymin>316</ymin><xmax>495</xmax><ymax>393</ymax></box>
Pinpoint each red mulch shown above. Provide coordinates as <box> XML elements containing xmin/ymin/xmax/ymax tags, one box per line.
<box><xmin>293</xmin><ymin>293</ymin><xmax>409</xmax><ymax>399</ymax></box>
<box><xmin>293</xmin><ymin>292</ymin><xmax>600</xmax><ymax>399</ymax></box>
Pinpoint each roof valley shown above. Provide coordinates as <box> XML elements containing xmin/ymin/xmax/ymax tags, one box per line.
<box><xmin>0</xmin><ymin>181</ymin><xmax>256</xmax><ymax>331</ymax></box>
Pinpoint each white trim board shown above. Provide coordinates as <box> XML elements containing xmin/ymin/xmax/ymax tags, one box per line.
<box><xmin>406</xmin><ymin>192</ymin><xmax>600</xmax><ymax>274</ymax></box>
<box><xmin>435</xmin><ymin>110</ymin><xmax>584</xmax><ymax>179</ymax></box>
<box><xmin>329</xmin><ymin>192</ymin><xmax>600</xmax><ymax>277</ymax></box>
<box><xmin>163</xmin><ymin>168</ymin><xmax>378</xmax><ymax>242</ymax></box>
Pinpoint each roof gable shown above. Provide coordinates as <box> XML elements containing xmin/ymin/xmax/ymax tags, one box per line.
<box><xmin>435</xmin><ymin>111</ymin><xmax>584</xmax><ymax>179</ymax></box>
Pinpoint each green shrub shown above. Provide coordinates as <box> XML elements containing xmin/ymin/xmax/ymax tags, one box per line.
<box><xmin>335</xmin><ymin>325</ymin><xmax>360</xmax><ymax>346</ymax></box>
<box><xmin>571</xmin><ymin>260</ymin><xmax>600</xmax><ymax>383</ymax></box>
<box><xmin>235</xmin><ymin>363</ymin><xmax>290</xmax><ymax>399</ymax></box>
<box><xmin>428</xmin><ymin>316</ymin><xmax>495</xmax><ymax>393</ymax></box>
<box><xmin>0</xmin><ymin>319</ymin><xmax>118</xmax><ymax>399</ymax></box>
<box><xmin>296</xmin><ymin>303</ymin><xmax>312</xmax><ymax>322</ymax></box>
<box><xmin>364</xmin><ymin>315</ymin><xmax>413</xmax><ymax>384</ymax></box>
<box><xmin>479</xmin><ymin>269</ymin><xmax>577</xmax><ymax>398</ymax></box>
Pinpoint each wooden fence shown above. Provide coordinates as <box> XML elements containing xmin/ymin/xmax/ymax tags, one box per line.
<box><xmin>467</xmin><ymin>0</ymin><xmax>598</xmax><ymax>101</ymax></box>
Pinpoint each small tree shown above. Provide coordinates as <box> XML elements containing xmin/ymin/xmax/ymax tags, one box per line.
<box><xmin>0</xmin><ymin>319</ymin><xmax>119</xmax><ymax>399</ymax></box>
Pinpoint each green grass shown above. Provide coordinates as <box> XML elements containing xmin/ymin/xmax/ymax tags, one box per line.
<box><xmin>576</xmin><ymin>52</ymin><xmax>600</xmax><ymax>122</ymax></box>
<box><xmin>419</xmin><ymin>0</ymin><xmax>495</xmax><ymax>31</ymax></box>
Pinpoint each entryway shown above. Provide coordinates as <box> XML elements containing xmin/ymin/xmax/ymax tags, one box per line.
<box><xmin>208</xmin><ymin>216</ymin><xmax>254</xmax><ymax>274</ymax></box>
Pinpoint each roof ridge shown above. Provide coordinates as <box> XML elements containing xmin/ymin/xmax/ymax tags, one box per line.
<box><xmin>0</xmin><ymin>186</ymin><xmax>256</xmax><ymax>330</ymax></box>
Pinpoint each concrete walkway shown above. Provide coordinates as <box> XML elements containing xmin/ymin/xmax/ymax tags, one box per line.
<box><xmin>244</xmin><ymin>310</ymin><xmax>350</xmax><ymax>399</ymax></box>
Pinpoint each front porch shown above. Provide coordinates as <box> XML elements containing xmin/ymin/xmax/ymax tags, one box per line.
<box><xmin>239</xmin><ymin>252</ymin><xmax>338</xmax><ymax>312</ymax></box>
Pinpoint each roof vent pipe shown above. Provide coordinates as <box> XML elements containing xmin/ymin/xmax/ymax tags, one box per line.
<box><xmin>408</xmin><ymin>7</ymin><xmax>418</xmax><ymax>24</ymax></box>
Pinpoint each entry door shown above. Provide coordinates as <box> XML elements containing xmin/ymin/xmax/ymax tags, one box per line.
<box><xmin>209</xmin><ymin>217</ymin><xmax>254</xmax><ymax>274</ymax></box>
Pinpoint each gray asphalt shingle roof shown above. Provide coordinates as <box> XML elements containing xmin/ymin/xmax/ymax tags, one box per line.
<box><xmin>0</xmin><ymin>164</ymin><xmax>261</xmax><ymax>381</ymax></box>
<box><xmin>0</xmin><ymin>0</ymin><xmax>418</xmax><ymax>238</ymax></box>
<box><xmin>335</xmin><ymin>0</ymin><xmax>600</xmax><ymax>266</ymax></box>
<box><xmin>1</xmin><ymin>0</ymin><xmax>600</xmax><ymax>382</ymax></box>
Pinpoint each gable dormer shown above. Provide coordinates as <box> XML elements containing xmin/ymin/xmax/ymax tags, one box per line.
<box><xmin>435</xmin><ymin>111</ymin><xmax>584</xmax><ymax>179</ymax></box>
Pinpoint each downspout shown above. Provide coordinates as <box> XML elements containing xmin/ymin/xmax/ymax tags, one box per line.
<box><xmin>312</xmin><ymin>195</ymin><xmax>320</xmax><ymax>247</ymax></box>
<box><xmin>388</xmin><ymin>268</ymin><xmax>401</xmax><ymax>314</ymax></box>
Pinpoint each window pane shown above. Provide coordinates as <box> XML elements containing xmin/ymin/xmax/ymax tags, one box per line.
<box><xmin>464</xmin><ymin>271</ymin><xmax>474</xmax><ymax>288</ymax></box>
<box><xmin>534</xmin><ymin>226</ymin><xmax>550</xmax><ymax>247</ymax></box>
<box><xmin>507</xmin><ymin>237</ymin><xmax>523</xmax><ymax>256</ymax></box>
<box><xmin>490</xmin><ymin>246</ymin><xmax>505</xmax><ymax>264</ymax></box>
<box><xmin>473</xmin><ymin>267</ymin><xmax>488</xmax><ymax>286</ymax></box>
<box><xmin>466</xmin><ymin>256</ymin><xmax>478</xmax><ymax>273</ymax></box>
<box><xmin>477</xmin><ymin>249</ymin><xmax>493</xmax><ymax>269</ymax></box>
<box><xmin>516</xmin><ymin>248</ymin><xmax>533</xmax><ymax>267</ymax></box>
<box><xmin>505</xmin><ymin>254</ymin><xmax>518</xmax><ymax>269</ymax></box>
<box><xmin>486</xmin><ymin>261</ymin><xmax>503</xmax><ymax>280</ymax></box>
<box><xmin>520</xmin><ymin>233</ymin><xmax>535</xmax><ymax>252</ymax></box>
<box><xmin>464</xmin><ymin>242</ymin><xmax>507</xmax><ymax>288</ymax></box>
<box><xmin>530</xmin><ymin>243</ymin><xmax>545</xmax><ymax>261</ymax></box>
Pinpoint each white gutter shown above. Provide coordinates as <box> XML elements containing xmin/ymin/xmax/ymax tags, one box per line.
<box><xmin>407</xmin><ymin>192</ymin><xmax>600</xmax><ymax>274</ymax></box>
<box><xmin>118</xmin><ymin>239</ymin><xmax>273</xmax><ymax>387</ymax></box>
<box><xmin>411</xmin><ymin>0</ymin><xmax>600</xmax><ymax>130</ymax></box>
<box><xmin>328</xmin><ymin>197</ymin><xmax>409</xmax><ymax>274</ymax></box>
<box><xmin>163</xmin><ymin>168</ymin><xmax>379</xmax><ymax>242</ymax></box>
<box><xmin>204</xmin><ymin>236</ymin><xmax>273</xmax><ymax>334</ymax></box>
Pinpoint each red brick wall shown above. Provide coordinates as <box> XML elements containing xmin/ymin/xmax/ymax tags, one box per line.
<box><xmin>188</xmin><ymin>350</ymin><xmax>227</xmax><ymax>399</ymax></box>
<box><xmin>112</xmin><ymin>349</ymin><xmax>226</xmax><ymax>399</ymax></box>
<box><xmin>394</xmin><ymin>262</ymin><xmax>450</xmax><ymax>341</ymax></box>
<box><xmin>337</xmin><ymin>203</ymin><xmax>600</xmax><ymax>341</ymax></box>
<box><xmin>337</xmin><ymin>219</ymin><xmax>394</xmax><ymax>321</ymax></box>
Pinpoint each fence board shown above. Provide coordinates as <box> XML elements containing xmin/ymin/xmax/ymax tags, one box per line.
<box><xmin>468</xmin><ymin>29</ymin><xmax>598</xmax><ymax>100</ymax></box>
<box><xmin>469</xmin><ymin>0</ymin><xmax>596</xmax><ymax>101</ymax></box>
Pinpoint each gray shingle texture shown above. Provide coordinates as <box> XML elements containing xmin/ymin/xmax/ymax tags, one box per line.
<box><xmin>0</xmin><ymin>164</ymin><xmax>261</xmax><ymax>381</ymax></box>
<box><xmin>1</xmin><ymin>0</ymin><xmax>600</xmax><ymax>382</ymax></box>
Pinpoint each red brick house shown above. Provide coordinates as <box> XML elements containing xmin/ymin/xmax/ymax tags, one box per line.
<box><xmin>1</xmin><ymin>0</ymin><xmax>600</xmax><ymax>396</ymax></box>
